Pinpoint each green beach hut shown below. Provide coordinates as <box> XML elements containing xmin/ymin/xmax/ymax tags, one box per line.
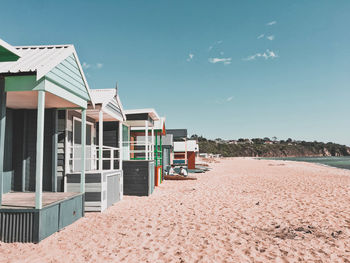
<box><xmin>0</xmin><ymin>39</ymin><xmax>93</xmax><ymax>242</ymax></box>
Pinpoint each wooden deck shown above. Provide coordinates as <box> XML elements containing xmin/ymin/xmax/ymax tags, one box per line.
<box><xmin>0</xmin><ymin>192</ymin><xmax>80</xmax><ymax>209</ymax></box>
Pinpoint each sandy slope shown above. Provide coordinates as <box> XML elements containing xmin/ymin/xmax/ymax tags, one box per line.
<box><xmin>1</xmin><ymin>158</ymin><xmax>349</xmax><ymax>263</ymax></box>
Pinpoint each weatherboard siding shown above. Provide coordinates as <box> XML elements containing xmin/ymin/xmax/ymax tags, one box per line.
<box><xmin>45</xmin><ymin>54</ymin><xmax>90</xmax><ymax>101</ymax></box>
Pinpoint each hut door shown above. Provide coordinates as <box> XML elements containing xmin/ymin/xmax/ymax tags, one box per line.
<box><xmin>73</xmin><ymin>118</ymin><xmax>93</xmax><ymax>172</ymax></box>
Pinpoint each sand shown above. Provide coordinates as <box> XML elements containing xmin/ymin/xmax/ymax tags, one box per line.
<box><xmin>1</xmin><ymin>158</ymin><xmax>349</xmax><ymax>263</ymax></box>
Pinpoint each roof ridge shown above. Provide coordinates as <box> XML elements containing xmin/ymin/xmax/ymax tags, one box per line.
<box><xmin>15</xmin><ymin>44</ymin><xmax>73</xmax><ymax>49</ymax></box>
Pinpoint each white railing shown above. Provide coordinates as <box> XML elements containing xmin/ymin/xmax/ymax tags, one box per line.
<box><xmin>69</xmin><ymin>145</ymin><xmax>121</xmax><ymax>172</ymax></box>
<box><xmin>124</xmin><ymin>140</ymin><xmax>154</xmax><ymax>160</ymax></box>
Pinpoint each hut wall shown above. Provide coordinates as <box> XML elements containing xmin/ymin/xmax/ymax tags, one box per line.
<box><xmin>187</xmin><ymin>151</ymin><xmax>196</xmax><ymax>169</ymax></box>
<box><xmin>123</xmin><ymin>160</ymin><xmax>154</xmax><ymax>196</ymax></box>
<box><xmin>66</xmin><ymin>170</ymin><xmax>122</xmax><ymax>212</ymax></box>
<box><xmin>6</xmin><ymin>109</ymin><xmax>56</xmax><ymax>192</ymax></box>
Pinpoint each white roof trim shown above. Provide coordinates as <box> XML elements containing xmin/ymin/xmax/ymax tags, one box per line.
<box><xmin>0</xmin><ymin>39</ymin><xmax>22</xmax><ymax>58</ymax></box>
<box><xmin>71</xmin><ymin>46</ymin><xmax>94</xmax><ymax>107</ymax></box>
<box><xmin>116</xmin><ymin>94</ymin><xmax>126</xmax><ymax>121</ymax></box>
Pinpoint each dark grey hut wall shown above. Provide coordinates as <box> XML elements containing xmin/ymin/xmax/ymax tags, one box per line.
<box><xmin>10</xmin><ymin>109</ymin><xmax>55</xmax><ymax>192</ymax></box>
<box><xmin>166</xmin><ymin>129</ymin><xmax>187</xmax><ymax>140</ymax></box>
<box><xmin>96</xmin><ymin>121</ymin><xmax>120</xmax><ymax>169</ymax></box>
<box><xmin>96</xmin><ymin>121</ymin><xmax>119</xmax><ymax>147</ymax></box>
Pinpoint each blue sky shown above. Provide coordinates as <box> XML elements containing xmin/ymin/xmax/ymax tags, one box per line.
<box><xmin>1</xmin><ymin>1</ymin><xmax>350</xmax><ymax>144</ymax></box>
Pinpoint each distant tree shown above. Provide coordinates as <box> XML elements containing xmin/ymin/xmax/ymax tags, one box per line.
<box><xmin>238</xmin><ymin>138</ymin><xmax>245</xmax><ymax>142</ymax></box>
<box><xmin>272</xmin><ymin>136</ymin><xmax>277</xmax><ymax>142</ymax></box>
<box><xmin>263</xmin><ymin>137</ymin><xmax>271</xmax><ymax>142</ymax></box>
<box><xmin>286</xmin><ymin>138</ymin><xmax>293</xmax><ymax>143</ymax></box>
<box><xmin>190</xmin><ymin>134</ymin><xmax>198</xmax><ymax>139</ymax></box>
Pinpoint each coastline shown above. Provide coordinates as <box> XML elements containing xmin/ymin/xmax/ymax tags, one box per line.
<box><xmin>257</xmin><ymin>156</ymin><xmax>350</xmax><ymax>172</ymax></box>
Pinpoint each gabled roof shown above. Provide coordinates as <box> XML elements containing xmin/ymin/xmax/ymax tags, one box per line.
<box><xmin>0</xmin><ymin>39</ymin><xmax>22</xmax><ymax>62</ymax></box>
<box><xmin>0</xmin><ymin>43</ymin><xmax>94</xmax><ymax>105</ymax></box>
<box><xmin>90</xmin><ymin>88</ymin><xmax>126</xmax><ymax>121</ymax></box>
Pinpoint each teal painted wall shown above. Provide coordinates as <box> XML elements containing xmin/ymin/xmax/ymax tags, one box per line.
<box><xmin>45</xmin><ymin>54</ymin><xmax>90</xmax><ymax>101</ymax></box>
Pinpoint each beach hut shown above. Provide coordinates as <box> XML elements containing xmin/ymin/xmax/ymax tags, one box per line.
<box><xmin>0</xmin><ymin>40</ymin><xmax>92</xmax><ymax>242</ymax></box>
<box><xmin>122</xmin><ymin>109</ymin><xmax>160</xmax><ymax>195</ymax></box>
<box><xmin>173</xmin><ymin>140</ymin><xmax>199</xmax><ymax>170</ymax></box>
<box><xmin>167</xmin><ymin>129</ymin><xmax>199</xmax><ymax>170</ymax></box>
<box><xmin>153</xmin><ymin>117</ymin><xmax>166</xmax><ymax>185</ymax></box>
<box><xmin>64</xmin><ymin>88</ymin><xmax>125</xmax><ymax>212</ymax></box>
<box><xmin>162</xmin><ymin>134</ymin><xmax>174</xmax><ymax>173</ymax></box>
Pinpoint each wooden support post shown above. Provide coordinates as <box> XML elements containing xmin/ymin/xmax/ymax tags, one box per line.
<box><xmin>22</xmin><ymin>111</ymin><xmax>27</xmax><ymax>192</ymax></box>
<box><xmin>155</xmin><ymin>130</ymin><xmax>157</xmax><ymax>164</ymax></box>
<box><xmin>99</xmin><ymin>110</ymin><xmax>103</xmax><ymax>171</ymax></box>
<box><xmin>81</xmin><ymin>109</ymin><xmax>86</xmax><ymax>193</ymax></box>
<box><xmin>160</xmin><ymin>134</ymin><xmax>162</xmax><ymax>165</ymax></box>
<box><xmin>185</xmin><ymin>138</ymin><xmax>188</xmax><ymax>166</ymax></box>
<box><xmin>52</xmin><ymin>109</ymin><xmax>58</xmax><ymax>192</ymax></box>
<box><xmin>119</xmin><ymin>122</ymin><xmax>123</xmax><ymax>170</ymax></box>
<box><xmin>151</xmin><ymin>127</ymin><xmax>155</xmax><ymax>161</ymax></box>
<box><xmin>0</xmin><ymin>78</ymin><xmax>6</xmax><ymax>205</ymax></box>
<box><xmin>145</xmin><ymin>121</ymin><xmax>149</xmax><ymax>160</ymax></box>
<box><xmin>64</xmin><ymin>110</ymin><xmax>69</xmax><ymax>192</ymax></box>
<box><xmin>35</xmin><ymin>90</ymin><xmax>45</xmax><ymax>209</ymax></box>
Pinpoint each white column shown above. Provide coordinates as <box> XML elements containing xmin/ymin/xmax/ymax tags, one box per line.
<box><xmin>119</xmin><ymin>122</ymin><xmax>123</xmax><ymax>170</ymax></box>
<box><xmin>145</xmin><ymin>121</ymin><xmax>149</xmax><ymax>160</ymax></box>
<box><xmin>185</xmin><ymin>138</ymin><xmax>188</xmax><ymax>166</ymax></box>
<box><xmin>80</xmin><ymin>109</ymin><xmax>86</xmax><ymax>193</ymax></box>
<box><xmin>35</xmin><ymin>90</ymin><xmax>45</xmax><ymax>209</ymax></box>
<box><xmin>151</xmin><ymin>126</ymin><xmax>154</xmax><ymax>160</ymax></box>
<box><xmin>99</xmin><ymin>110</ymin><xmax>103</xmax><ymax>171</ymax></box>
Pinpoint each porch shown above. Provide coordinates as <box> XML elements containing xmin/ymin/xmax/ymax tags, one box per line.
<box><xmin>0</xmin><ymin>192</ymin><xmax>84</xmax><ymax>243</ymax></box>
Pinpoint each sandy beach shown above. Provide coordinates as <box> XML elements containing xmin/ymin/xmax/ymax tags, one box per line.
<box><xmin>1</xmin><ymin>158</ymin><xmax>349</xmax><ymax>263</ymax></box>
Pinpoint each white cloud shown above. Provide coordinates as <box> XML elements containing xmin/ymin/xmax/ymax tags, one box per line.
<box><xmin>266</xmin><ymin>21</ymin><xmax>276</xmax><ymax>26</ymax></box>
<box><xmin>82</xmin><ymin>62</ymin><xmax>91</xmax><ymax>69</ymax></box>
<box><xmin>257</xmin><ymin>34</ymin><xmax>265</xmax><ymax>39</ymax></box>
<box><xmin>216</xmin><ymin>40</ymin><xmax>223</xmax><ymax>44</ymax></box>
<box><xmin>186</xmin><ymin>53</ymin><xmax>194</xmax><ymax>62</ymax></box>
<box><xmin>226</xmin><ymin>96</ymin><xmax>233</xmax><ymax>102</ymax></box>
<box><xmin>266</xmin><ymin>35</ymin><xmax>275</xmax><ymax>41</ymax></box>
<box><xmin>243</xmin><ymin>49</ymin><xmax>278</xmax><ymax>61</ymax></box>
<box><xmin>208</xmin><ymin>57</ymin><xmax>232</xmax><ymax>65</ymax></box>
<box><xmin>96</xmin><ymin>63</ymin><xmax>103</xmax><ymax>69</ymax></box>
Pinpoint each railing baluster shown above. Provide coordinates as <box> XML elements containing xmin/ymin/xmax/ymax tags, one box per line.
<box><xmin>110</xmin><ymin>149</ymin><xmax>114</xmax><ymax>170</ymax></box>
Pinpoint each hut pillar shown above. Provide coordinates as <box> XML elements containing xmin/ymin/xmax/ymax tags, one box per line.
<box><xmin>35</xmin><ymin>90</ymin><xmax>46</xmax><ymax>209</ymax></box>
<box><xmin>145</xmin><ymin>121</ymin><xmax>149</xmax><ymax>160</ymax></box>
<box><xmin>80</xmin><ymin>109</ymin><xmax>86</xmax><ymax>193</ymax></box>
<box><xmin>0</xmin><ymin>77</ymin><xmax>6</xmax><ymax>205</ymax></box>
<box><xmin>119</xmin><ymin>122</ymin><xmax>123</xmax><ymax>170</ymax></box>
<box><xmin>98</xmin><ymin>110</ymin><xmax>103</xmax><ymax>171</ymax></box>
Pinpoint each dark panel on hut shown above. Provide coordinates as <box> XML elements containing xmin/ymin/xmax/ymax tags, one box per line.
<box><xmin>123</xmin><ymin>160</ymin><xmax>154</xmax><ymax>196</ymax></box>
<box><xmin>11</xmin><ymin>109</ymin><xmax>55</xmax><ymax>192</ymax></box>
<box><xmin>166</xmin><ymin>129</ymin><xmax>187</xmax><ymax>140</ymax></box>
